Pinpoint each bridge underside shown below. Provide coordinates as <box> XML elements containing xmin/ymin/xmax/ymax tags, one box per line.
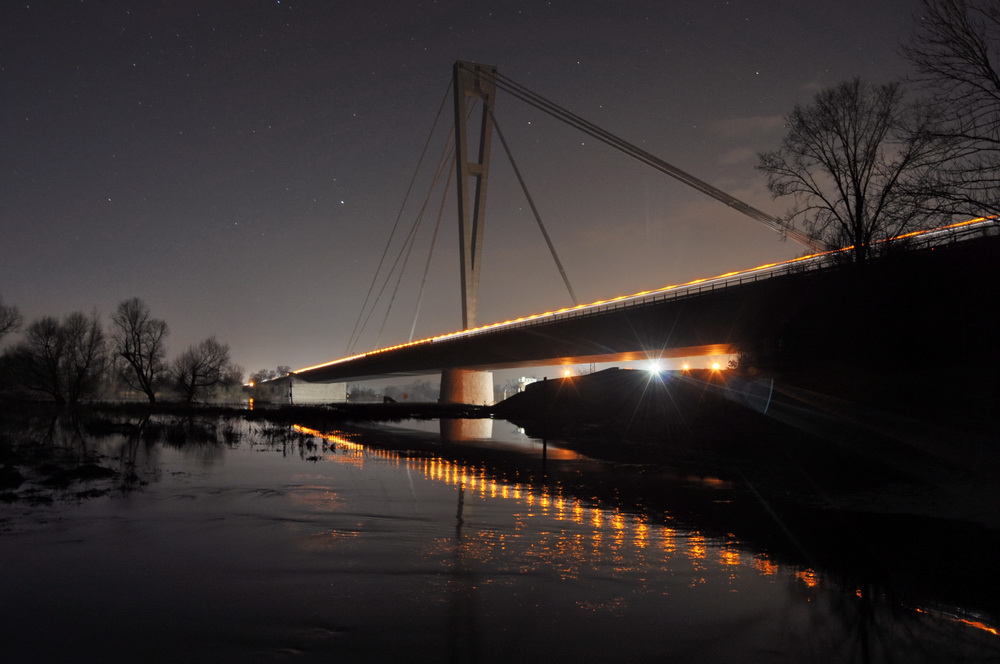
<box><xmin>485</xmin><ymin>343</ymin><xmax>736</xmax><ymax>370</ymax></box>
<box><xmin>297</xmin><ymin>276</ymin><xmax>752</xmax><ymax>385</ymax></box>
<box><xmin>290</xmin><ymin>223</ymin><xmax>999</xmax><ymax>409</ymax></box>
<box><xmin>300</xmin><ymin>343</ymin><xmax>735</xmax><ymax>383</ymax></box>
<box><xmin>297</xmin><ymin>232</ymin><xmax>1000</xmax><ymax>390</ymax></box>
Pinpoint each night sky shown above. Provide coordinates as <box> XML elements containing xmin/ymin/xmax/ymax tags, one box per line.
<box><xmin>1</xmin><ymin>0</ymin><xmax>923</xmax><ymax>374</ymax></box>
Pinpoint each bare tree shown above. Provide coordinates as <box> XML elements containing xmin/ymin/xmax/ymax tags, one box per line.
<box><xmin>384</xmin><ymin>379</ymin><xmax>438</xmax><ymax>402</ymax></box>
<box><xmin>224</xmin><ymin>363</ymin><xmax>245</xmax><ymax>389</ymax></box>
<box><xmin>8</xmin><ymin>312</ymin><xmax>107</xmax><ymax>405</ymax></box>
<box><xmin>249</xmin><ymin>368</ymin><xmax>278</xmax><ymax>384</ymax></box>
<box><xmin>60</xmin><ymin>312</ymin><xmax>108</xmax><ymax>404</ymax></box>
<box><xmin>10</xmin><ymin>316</ymin><xmax>66</xmax><ymax>404</ymax></box>
<box><xmin>758</xmin><ymin>79</ymin><xmax>945</xmax><ymax>263</ymax></box>
<box><xmin>902</xmin><ymin>0</ymin><xmax>1000</xmax><ymax>216</ymax></box>
<box><xmin>171</xmin><ymin>336</ymin><xmax>233</xmax><ymax>403</ymax></box>
<box><xmin>110</xmin><ymin>297</ymin><xmax>169</xmax><ymax>402</ymax></box>
<box><xmin>348</xmin><ymin>385</ymin><xmax>378</xmax><ymax>402</ymax></box>
<box><xmin>0</xmin><ymin>295</ymin><xmax>22</xmax><ymax>342</ymax></box>
<box><xmin>249</xmin><ymin>366</ymin><xmax>292</xmax><ymax>387</ymax></box>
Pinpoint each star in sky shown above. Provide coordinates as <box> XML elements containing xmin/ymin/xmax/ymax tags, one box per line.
<box><xmin>0</xmin><ymin>0</ymin><xmax>923</xmax><ymax>373</ymax></box>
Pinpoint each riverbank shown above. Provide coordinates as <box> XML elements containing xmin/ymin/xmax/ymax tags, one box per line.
<box><xmin>494</xmin><ymin>367</ymin><xmax>1000</xmax><ymax>529</ymax></box>
<box><xmin>4</xmin><ymin>381</ymin><xmax>998</xmax><ymax>530</ymax></box>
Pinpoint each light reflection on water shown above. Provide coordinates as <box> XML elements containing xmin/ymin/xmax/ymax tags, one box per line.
<box><xmin>0</xmin><ymin>415</ymin><xmax>997</xmax><ymax>663</ymax></box>
<box><xmin>289</xmin><ymin>423</ymin><xmax>999</xmax><ymax>655</ymax></box>
<box><xmin>293</xmin><ymin>423</ymin><xmax>756</xmax><ymax>588</ymax></box>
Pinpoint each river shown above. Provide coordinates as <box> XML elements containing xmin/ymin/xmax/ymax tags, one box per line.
<box><xmin>0</xmin><ymin>411</ymin><xmax>997</xmax><ymax>663</ymax></box>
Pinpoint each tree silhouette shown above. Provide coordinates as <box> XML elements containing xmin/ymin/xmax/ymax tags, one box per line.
<box><xmin>61</xmin><ymin>312</ymin><xmax>108</xmax><ymax>404</ymax></box>
<box><xmin>12</xmin><ymin>316</ymin><xmax>65</xmax><ymax>404</ymax></box>
<box><xmin>110</xmin><ymin>297</ymin><xmax>169</xmax><ymax>402</ymax></box>
<box><xmin>171</xmin><ymin>336</ymin><xmax>233</xmax><ymax>403</ymax></box>
<box><xmin>0</xmin><ymin>295</ymin><xmax>21</xmax><ymax>342</ymax></box>
<box><xmin>903</xmin><ymin>0</ymin><xmax>1000</xmax><ymax>216</ymax></box>
<box><xmin>9</xmin><ymin>312</ymin><xmax>107</xmax><ymax>405</ymax></box>
<box><xmin>758</xmin><ymin>79</ymin><xmax>946</xmax><ymax>263</ymax></box>
<box><xmin>249</xmin><ymin>368</ymin><xmax>278</xmax><ymax>384</ymax></box>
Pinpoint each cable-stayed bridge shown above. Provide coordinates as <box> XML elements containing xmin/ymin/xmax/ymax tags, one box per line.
<box><xmin>288</xmin><ymin>63</ymin><xmax>999</xmax><ymax>405</ymax></box>
<box><xmin>296</xmin><ymin>216</ymin><xmax>996</xmax><ymax>403</ymax></box>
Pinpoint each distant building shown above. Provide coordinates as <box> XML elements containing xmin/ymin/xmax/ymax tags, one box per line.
<box><xmin>518</xmin><ymin>376</ymin><xmax>538</xmax><ymax>392</ymax></box>
<box><xmin>253</xmin><ymin>375</ymin><xmax>346</xmax><ymax>405</ymax></box>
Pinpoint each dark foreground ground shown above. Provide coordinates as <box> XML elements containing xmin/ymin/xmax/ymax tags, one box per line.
<box><xmin>489</xmin><ymin>366</ymin><xmax>1000</xmax><ymax>616</ymax></box>
<box><xmin>497</xmin><ymin>367</ymin><xmax>999</xmax><ymax>520</ymax></box>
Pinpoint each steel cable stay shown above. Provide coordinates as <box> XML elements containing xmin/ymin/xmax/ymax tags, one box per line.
<box><xmin>373</xmin><ymin>136</ymin><xmax>456</xmax><ymax>350</ymax></box>
<box><xmin>346</xmin><ymin>80</ymin><xmax>453</xmax><ymax>355</ymax></box>
<box><xmin>408</xmin><ymin>157</ymin><xmax>455</xmax><ymax>343</ymax></box>
<box><xmin>401</xmin><ymin>98</ymin><xmax>581</xmax><ymax>343</ymax></box>
<box><xmin>357</xmin><ymin>62</ymin><xmax>823</xmax><ymax>355</ymax></box>
<box><xmin>371</xmin><ymin>214</ymin><xmax>426</xmax><ymax>351</ymax></box>
<box><xmin>488</xmin><ymin>109</ymin><xmax>579</xmax><ymax>306</ymax></box>
<box><xmin>365</xmin><ymin>129</ymin><xmax>457</xmax><ymax>352</ymax></box>
<box><xmin>460</xmin><ymin>64</ymin><xmax>822</xmax><ymax>251</ymax></box>
<box><xmin>381</xmin><ymin>71</ymin><xmax>583</xmax><ymax>344</ymax></box>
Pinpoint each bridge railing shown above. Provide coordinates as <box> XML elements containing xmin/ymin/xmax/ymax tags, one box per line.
<box><xmin>442</xmin><ymin>217</ymin><xmax>997</xmax><ymax>341</ymax></box>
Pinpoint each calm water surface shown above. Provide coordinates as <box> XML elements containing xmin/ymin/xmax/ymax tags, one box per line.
<box><xmin>0</xmin><ymin>415</ymin><xmax>996</xmax><ymax>663</ymax></box>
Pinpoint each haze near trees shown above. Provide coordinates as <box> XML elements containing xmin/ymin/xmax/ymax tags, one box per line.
<box><xmin>250</xmin><ymin>367</ymin><xmax>288</xmax><ymax>384</ymax></box>
<box><xmin>1</xmin><ymin>296</ymin><xmax>242</xmax><ymax>405</ymax></box>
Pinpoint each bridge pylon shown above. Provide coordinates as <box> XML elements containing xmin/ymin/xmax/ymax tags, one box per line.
<box><xmin>453</xmin><ymin>61</ymin><xmax>497</xmax><ymax>330</ymax></box>
<box><xmin>440</xmin><ymin>368</ymin><xmax>494</xmax><ymax>407</ymax></box>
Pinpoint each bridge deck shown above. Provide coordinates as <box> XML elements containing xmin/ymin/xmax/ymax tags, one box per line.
<box><xmin>295</xmin><ymin>219</ymin><xmax>997</xmax><ymax>383</ymax></box>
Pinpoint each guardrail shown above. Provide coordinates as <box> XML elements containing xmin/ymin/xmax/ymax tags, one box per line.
<box><xmin>295</xmin><ymin>217</ymin><xmax>997</xmax><ymax>374</ymax></box>
<box><xmin>447</xmin><ymin>217</ymin><xmax>998</xmax><ymax>341</ymax></box>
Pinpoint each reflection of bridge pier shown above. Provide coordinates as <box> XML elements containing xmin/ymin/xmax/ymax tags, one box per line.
<box><xmin>440</xmin><ymin>416</ymin><xmax>494</xmax><ymax>441</ymax></box>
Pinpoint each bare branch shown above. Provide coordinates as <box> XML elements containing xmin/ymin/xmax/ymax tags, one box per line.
<box><xmin>171</xmin><ymin>336</ymin><xmax>234</xmax><ymax>403</ymax></box>
<box><xmin>0</xmin><ymin>295</ymin><xmax>22</xmax><ymax>342</ymax></box>
<box><xmin>903</xmin><ymin>0</ymin><xmax>1000</xmax><ymax>215</ymax></box>
<box><xmin>757</xmin><ymin>79</ymin><xmax>949</xmax><ymax>262</ymax></box>
<box><xmin>110</xmin><ymin>297</ymin><xmax>169</xmax><ymax>402</ymax></box>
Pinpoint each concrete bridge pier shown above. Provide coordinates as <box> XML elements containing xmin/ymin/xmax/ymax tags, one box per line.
<box><xmin>440</xmin><ymin>368</ymin><xmax>493</xmax><ymax>406</ymax></box>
